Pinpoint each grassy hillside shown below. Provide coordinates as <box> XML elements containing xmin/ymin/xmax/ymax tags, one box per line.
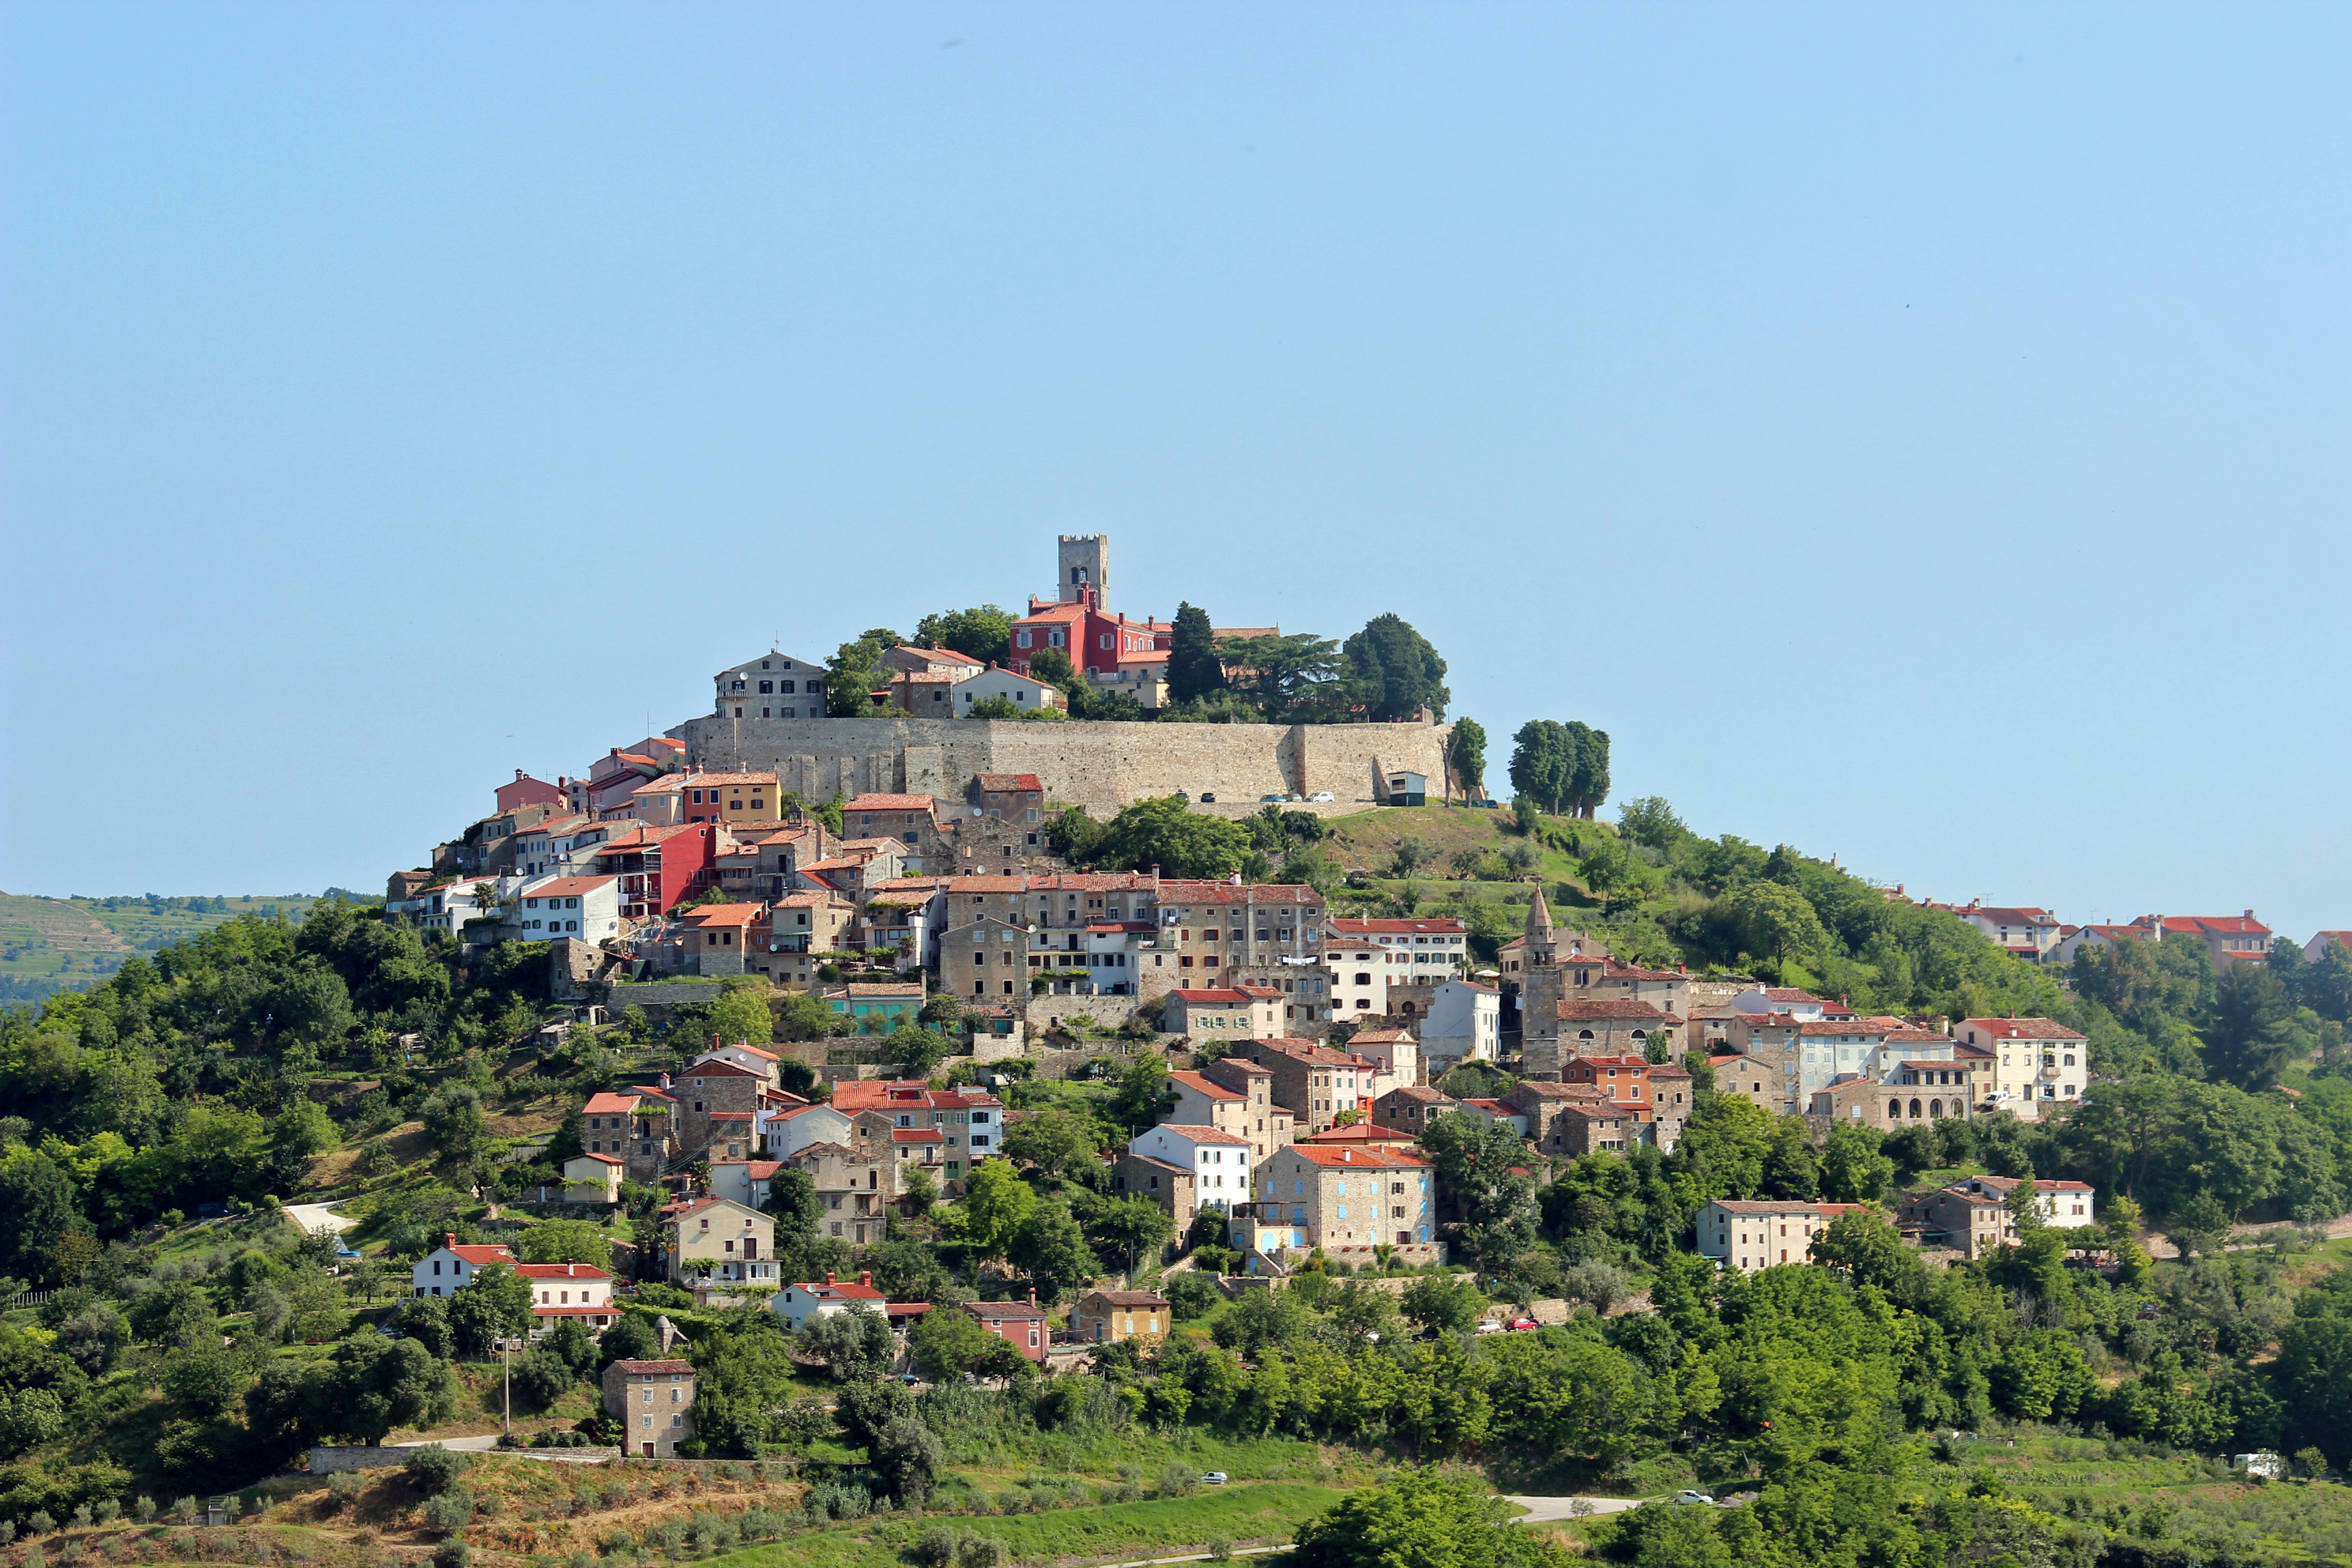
<box><xmin>0</xmin><ymin>892</ymin><xmax>326</xmax><ymax>1002</ymax></box>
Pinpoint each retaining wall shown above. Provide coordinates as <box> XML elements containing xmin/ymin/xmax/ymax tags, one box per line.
<box><xmin>671</xmin><ymin>714</ymin><xmax>1453</xmax><ymax>817</ymax></box>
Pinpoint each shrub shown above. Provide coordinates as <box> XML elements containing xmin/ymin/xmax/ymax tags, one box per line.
<box><xmin>1207</xmin><ymin>1540</ymin><xmax>1234</xmax><ymax>1563</ymax></box>
<box><xmin>71</xmin><ymin>1506</ymin><xmax>93</xmax><ymax>1530</ymax></box>
<box><xmin>133</xmin><ymin>1498</ymin><xmax>156</xmax><ymax>1525</ymax></box>
<box><xmin>420</xmin><ymin>1492</ymin><xmax>474</xmax><ymax>1533</ymax></box>
<box><xmin>915</xmin><ymin>1526</ymin><xmax>959</xmax><ymax>1567</ymax></box>
<box><xmin>959</xmin><ymin>1536</ymin><xmax>1004</xmax><ymax>1568</ymax></box>
<box><xmin>404</xmin><ymin>1447</ymin><xmax>470</xmax><ymax>1495</ymax></box>
<box><xmin>29</xmin><ymin>1512</ymin><xmax>55</xmax><ymax>1536</ymax></box>
<box><xmin>0</xmin><ymin>1522</ymin><xmax>16</xmax><ymax>1546</ymax></box>
<box><xmin>431</xmin><ymin>1544</ymin><xmax>469</xmax><ymax>1568</ymax></box>
<box><xmin>93</xmin><ymin>1501</ymin><xmax>119</xmax><ymax>1526</ymax></box>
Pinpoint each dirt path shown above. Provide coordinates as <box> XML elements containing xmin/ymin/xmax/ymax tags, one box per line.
<box><xmin>2145</xmin><ymin>1212</ymin><xmax>2352</xmax><ymax>1260</ymax></box>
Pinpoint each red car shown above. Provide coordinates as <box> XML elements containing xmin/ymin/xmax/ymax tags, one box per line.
<box><xmin>1507</xmin><ymin>1318</ymin><xmax>1539</xmax><ymax>1331</ymax></box>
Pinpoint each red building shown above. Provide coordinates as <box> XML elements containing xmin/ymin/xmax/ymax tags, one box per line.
<box><xmin>1009</xmin><ymin>579</ymin><xmax>1174</xmax><ymax>681</ymax></box>
<box><xmin>960</xmin><ymin>1293</ymin><xmax>1050</xmax><ymax>1362</ymax></box>
<box><xmin>585</xmin><ymin>823</ymin><xmax>719</xmax><ymax>919</ymax></box>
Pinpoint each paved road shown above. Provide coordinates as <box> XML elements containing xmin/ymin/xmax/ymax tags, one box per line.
<box><xmin>284</xmin><ymin>1201</ymin><xmax>357</xmax><ymax>1237</ymax></box>
<box><xmin>1504</xmin><ymin>1495</ymin><xmax>1646</xmax><ymax>1522</ymax></box>
<box><xmin>395</xmin><ymin>1435</ymin><xmax>504</xmax><ymax>1452</ymax></box>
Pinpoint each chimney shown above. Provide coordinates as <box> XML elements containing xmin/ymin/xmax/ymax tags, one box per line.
<box><xmin>860</xmin><ymin>1269</ymin><xmax>873</xmax><ymax>1289</ymax></box>
<box><xmin>825</xmin><ymin>1271</ymin><xmax>837</xmax><ymax>1286</ymax></box>
<box><xmin>446</xmin><ymin>1232</ymin><xmax>457</xmax><ymax>1250</ymax></box>
<box><xmin>2245</xmin><ymin>909</ymin><xmax>2255</xmax><ymax>920</ymax></box>
<box><xmin>1028</xmin><ymin>1287</ymin><xmax>1038</xmax><ymax>1307</ymax></box>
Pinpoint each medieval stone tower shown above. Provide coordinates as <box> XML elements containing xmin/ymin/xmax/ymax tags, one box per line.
<box><xmin>1517</xmin><ymin>885</ymin><xmax>1607</xmax><ymax>1077</ymax></box>
<box><xmin>1058</xmin><ymin>534</ymin><xmax>1109</xmax><ymax>606</ymax></box>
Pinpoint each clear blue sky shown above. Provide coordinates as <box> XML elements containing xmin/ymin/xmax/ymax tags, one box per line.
<box><xmin>4</xmin><ymin>4</ymin><xmax>2346</xmax><ymax>941</ymax></box>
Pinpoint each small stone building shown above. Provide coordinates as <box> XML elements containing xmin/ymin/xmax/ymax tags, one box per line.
<box><xmin>602</xmin><ymin>1356</ymin><xmax>696</xmax><ymax>1458</ymax></box>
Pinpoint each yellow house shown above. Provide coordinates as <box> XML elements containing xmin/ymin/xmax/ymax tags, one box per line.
<box><xmin>1072</xmin><ymin>1290</ymin><xmax>1172</xmax><ymax>1345</ymax></box>
<box><xmin>698</xmin><ymin>772</ymin><xmax>784</xmax><ymax>824</ymax></box>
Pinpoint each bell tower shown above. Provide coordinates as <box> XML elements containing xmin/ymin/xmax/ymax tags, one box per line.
<box><xmin>1058</xmin><ymin>534</ymin><xmax>1109</xmax><ymax>609</ymax></box>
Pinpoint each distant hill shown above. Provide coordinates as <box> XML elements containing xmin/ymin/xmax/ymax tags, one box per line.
<box><xmin>0</xmin><ymin>890</ymin><xmax>330</xmax><ymax>1002</ymax></box>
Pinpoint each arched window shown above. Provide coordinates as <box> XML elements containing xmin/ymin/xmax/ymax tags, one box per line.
<box><xmin>1909</xmin><ymin>1098</ymin><xmax>1923</xmax><ymax>1119</ymax></box>
<box><xmin>1887</xmin><ymin>1100</ymin><xmax>1903</xmax><ymax>1120</ymax></box>
<box><xmin>1929</xmin><ymin>1099</ymin><xmax>1944</xmax><ymax>1118</ymax></box>
<box><xmin>1578</xmin><ymin>1029</ymin><xmax>1595</xmax><ymax>1042</ymax></box>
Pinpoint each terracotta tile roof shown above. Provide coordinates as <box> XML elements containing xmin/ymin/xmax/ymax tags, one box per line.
<box><xmin>683</xmin><ymin>1061</ymin><xmax>765</xmax><ymax>1080</ymax></box>
<box><xmin>610</xmin><ymin>1358</ymin><xmax>694</xmax><ymax>1375</ymax></box>
<box><xmin>845</xmin><ymin>794</ymin><xmax>937</xmax><ymax>813</ymax></box>
<box><xmin>1027</xmin><ymin>872</ymin><xmax>1157</xmax><ymax>892</ymax></box>
<box><xmin>949</xmin><ymin>876</ymin><xmax>1029</xmax><ymax>893</ymax></box>
<box><xmin>571</xmin><ymin>1152</ymin><xmax>623</xmax><ymax>1166</ymax></box>
<box><xmin>904</xmin><ymin>644</ymin><xmax>984</xmax><ymax>666</ymax></box>
<box><xmin>1169</xmin><ymin>1071</ymin><xmax>1243</xmax><ymax>1101</ymax></box>
<box><xmin>679</xmin><ymin>902</ymin><xmax>764</xmax><ymax>925</ymax></box>
<box><xmin>791</xmin><ymin>1279</ymin><xmax>884</xmax><ymax>1302</ymax></box>
<box><xmin>516</xmin><ymin>1262</ymin><xmax>612</xmax><ymax>1280</ymax></box>
<box><xmin>1959</xmin><ymin>1017</ymin><xmax>2086</xmax><ymax>1042</ymax></box>
<box><xmin>584</xmin><ymin>1092</ymin><xmax>644</xmax><ymax>1115</ymax></box>
<box><xmin>1328</xmin><ymin>918</ymin><xmax>1469</xmax><ymax>934</ymax></box>
<box><xmin>1285</xmin><ymin>1145</ymin><xmax>1432</xmax><ymax>1169</ymax></box>
<box><xmin>1145</xmin><ymin>1125</ymin><xmax>1254</xmax><ymax>1145</ymax></box>
<box><xmin>962</xmin><ymin>1299</ymin><xmax>1049</xmax><ymax>1320</ymax></box>
<box><xmin>1160</xmin><ymin>881</ymin><xmax>1320</xmax><ymax>905</ymax></box>
<box><xmin>975</xmin><ymin>774</ymin><xmax>1044</xmax><ymax>793</ymax></box>
<box><xmin>1083</xmin><ymin>1291</ymin><xmax>1171</xmax><ymax>1307</ymax></box>
<box><xmin>2157</xmin><ymin>913</ymin><xmax>2271</xmax><ymax>937</ymax></box>
<box><xmin>1383</xmin><ymin>1085</ymin><xmax>1453</xmax><ymax>1102</ymax></box>
<box><xmin>1298</xmin><ymin>1123</ymin><xmax>1418</xmax><ymax>1143</ymax></box>
<box><xmin>831</xmin><ymin>983</ymin><xmax>924</xmax><ymax>998</ymax></box>
<box><xmin>1171</xmin><ymin>988</ymin><xmax>1252</xmax><ymax>1004</ymax></box>
<box><xmin>1708</xmin><ymin>1200</ymin><xmax>1868</xmax><ymax>1217</ymax></box>
<box><xmin>1350</xmin><ymin>1028</ymin><xmax>1416</xmax><ymax>1044</ymax></box>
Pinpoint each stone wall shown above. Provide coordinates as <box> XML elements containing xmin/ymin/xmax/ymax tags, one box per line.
<box><xmin>671</xmin><ymin>714</ymin><xmax>1453</xmax><ymax>817</ymax></box>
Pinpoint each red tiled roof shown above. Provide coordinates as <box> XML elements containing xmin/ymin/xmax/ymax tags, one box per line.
<box><xmin>1286</xmin><ymin>1144</ymin><xmax>1431</xmax><ymax>1169</ymax></box>
<box><xmin>521</xmin><ymin>876</ymin><xmax>617</xmax><ymax>899</ymax></box>
<box><xmin>975</xmin><ymin>774</ymin><xmax>1044</xmax><ymax>793</ymax></box>
<box><xmin>572</xmin><ymin>1152</ymin><xmax>623</xmax><ymax>1166</ymax></box>
<box><xmin>845</xmin><ymin>794</ymin><xmax>936</xmax><ymax>813</ymax></box>
<box><xmin>1169</xmin><ymin>1071</ymin><xmax>1243</xmax><ymax>1101</ymax></box>
<box><xmin>1147</xmin><ymin>1125</ymin><xmax>1255</xmax><ymax>1145</ymax></box>
<box><xmin>610</xmin><ymin>1359</ymin><xmax>695</xmax><ymax>1375</ymax></box>
<box><xmin>949</xmin><ymin>876</ymin><xmax>1028</xmax><ymax>893</ymax></box>
<box><xmin>1298</xmin><ymin>1123</ymin><xmax>1417</xmax><ymax>1143</ymax></box>
<box><xmin>1554</xmin><ymin>998</ymin><xmax>1673</xmax><ymax>1022</ymax></box>
<box><xmin>516</xmin><ymin>1262</ymin><xmax>612</xmax><ymax>1280</ymax></box>
<box><xmin>1171</xmin><ymin>988</ymin><xmax>1252</xmax><ymax>1004</ymax></box>
<box><xmin>679</xmin><ymin>902</ymin><xmax>764</xmax><ymax>926</ymax></box>
<box><xmin>584</xmin><ymin>1092</ymin><xmax>643</xmax><ymax>1115</ymax></box>
<box><xmin>791</xmin><ymin>1279</ymin><xmax>884</xmax><ymax>1302</ymax></box>
<box><xmin>1328</xmin><ymin>918</ymin><xmax>1469</xmax><ymax>934</ymax></box>
<box><xmin>1959</xmin><ymin>1017</ymin><xmax>2087</xmax><ymax>1042</ymax></box>
<box><xmin>1160</xmin><ymin>881</ymin><xmax>1320</xmax><ymax>905</ymax></box>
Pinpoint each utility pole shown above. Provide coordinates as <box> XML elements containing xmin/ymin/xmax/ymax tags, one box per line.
<box><xmin>499</xmin><ymin>1336</ymin><xmax>525</xmax><ymax>1437</ymax></box>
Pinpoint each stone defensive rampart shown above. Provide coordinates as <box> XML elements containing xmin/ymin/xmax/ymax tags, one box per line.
<box><xmin>669</xmin><ymin>713</ymin><xmax>1453</xmax><ymax>816</ymax></box>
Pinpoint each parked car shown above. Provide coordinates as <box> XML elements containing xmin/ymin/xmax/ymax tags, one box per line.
<box><xmin>1508</xmin><ymin>1317</ymin><xmax>1539</xmax><ymax>1331</ymax></box>
<box><xmin>1307</xmin><ymin>791</ymin><xmax>1335</xmax><ymax>802</ymax></box>
<box><xmin>1475</xmin><ymin>1320</ymin><xmax>1502</xmax><ymax>1334</ymax></box>
<box><xmin>1199</xmin><ymin>1472</ymin><xmax>1229</xmax><ymax>1486</ymax></box>
<box><xmin>1671</xmin><ymin>1490</ymin><xmax>1716</xmax><ymax>1507</ymax></box>
<box><xmin>1199</xmin><ymin>793</ymin><xmax>1216</xmax><ymax>803</ymax></box>
<box><xmin>1260</xmin><ymin>794</ymin><xmax>1287</xmax><ymax>802</ymax></box>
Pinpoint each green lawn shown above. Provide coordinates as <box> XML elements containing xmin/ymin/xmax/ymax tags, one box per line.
<box><xmin>706</xmin><ymin>1482</ymin><xmax>1350</xmax><ymax>1568</ymax></box>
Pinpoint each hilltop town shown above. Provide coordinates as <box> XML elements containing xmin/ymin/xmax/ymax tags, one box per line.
<box><xmin>1</xmin><ymin>532</ymin><xmax>2349</xmax><ymax>1567</ymax></box>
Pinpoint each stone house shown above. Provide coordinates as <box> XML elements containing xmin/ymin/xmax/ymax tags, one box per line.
<box><xmin>1233</xmin><ymin>1143</ymin><xmax>1439</xmax><ymax>1269</ymax></box>
<box><xmin>676</xmin><ymin>1059</ymin><xmax>768</xmax><ymax>1156</ymax></box>
<box><xmin>581</xmin><ymin>1089</ymin><xmax>678</xmax><ymax>1183</ymax></box>
<box><xmin>1501</xmin><ymin>1078</ymin><xmax>1612</xmax><ymax>1154</ymax></box>
<box><xmin>1111</xmin><ymin>1152</ymin><xmax>1200</xmax><ymax>1230</ymax></box>
<box><xmin>1809</xmin><ymin>1060</ymin><xmax>1980</xmax><ymax>1133</ymax></box>
<box><xmin>789</xmin><ymin>1141</ymin><xmax>898</xmax><ymax>1245</ymax></box>
<box><xmin>1165</xmin><ymin>987</ymin><xmax>1285</xmax><ymax>1039</ymax></box>
<box><xmin>1707</xmin><ymin>1051</ymin><xmax>1794</xmax><ymax>1115</ymax></box>
<box><xmin>1071</xmin><ymin>1290</ymin><xmax>1171</xmax><ymax>1345</ymax></box>
<box><xmin>712</xmin><ymin>649</ymin><xmax>825</xmax><ymax>717</ymax></box>
<box><xmin>1697</xmin><ymin>1200</ymin><xmax>1866</xmax><ymax>1273</ymax></box>
<box><xmin>1166</xmin><ymin>1065</ymin><xmax>1292</xmax><ymax>1161</ymax></box>
<box><xmin>973</xmin><ymin>772</ymin><xmax>1046</xmax><ymax>823</ymax></box>
<box><xmin>604</xmin><ymin>1358</ymin><xmax>696</xmax><ymax>1458</ymax></box>
<box><xmin>1901</xmin><ymin>1175</ymin><xmax>2095</xmax><ymax>1257</ymax></box>
<box><xmin>750</xmin><ymin>889</ymin><xmax>856</xmax><ymax>986</ymax></box>
<box><xmin>679</xmin><ymin>902</ymin><xmax>764</xmax><ymax>977</ymax></box>
<box><xmin>1237</xmin><ymin>1039</ymin><xmax>1374</xmax><ymax>1135</ymax></box>
<box><xmin>1156</xmin><ymin>881</ymin><xmax>1326</xmax><ymax>994</ymax></box>
<box><xmin>1373</xmin><ymin>1084</ymin><xmax>1458</xmax><ymax>1137</ymax></box>
<box><xmin>942</xmin><ymin>916</ymin><xmax>1039</xmax><ymax>1003</ymax></box>
<box><xmin>1526</xmin><ymin>998</ymin><xmax>1680</xmax><ymax>1079</ymax></box>
<box><xmin>711</xmin><ymin>823</ymin><xmax>830</xmax><ymax>904</ymax></box>
<box><xmin>1648</xmin><ymin>1064</ymin><xmax>1694</xmax><ymax>1150</ymax></box>
<box><xmin>949</xmin><ymin>815</ymin><xmax>1060</xmax><ymax>874</ymax></box>
<box><xmin>1541</xmin><ymin>1100</ymin><xmax>1644</xmax><ymax>1156</ymax></box>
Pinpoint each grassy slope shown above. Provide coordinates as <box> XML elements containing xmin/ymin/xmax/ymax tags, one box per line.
<box><xmin>1319</xmin><ymin>804</ymin><xmax>1601</xmax><ymax>911</ymax></box>
<box><xmin>706</xmin><ymin>1483</ymin><xmax>1350</xmax><ymax>1568</ymax></box>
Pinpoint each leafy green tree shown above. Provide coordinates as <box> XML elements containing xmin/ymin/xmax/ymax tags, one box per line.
<box><xmin>913</xmin><ymin>605</ymin><xmax>1015</xmax><ymax>666</ymax></box>
<box><xmin>1008</xmin><ymin>1204</ymin><xmax>1100</xmax><ymax>1298</ymax></box>
<box><xmin>597</xmin><ymin>1313</ymin><xmax>662</xmax><ymax>1371</ymax></box>
<box><xmin>1446</xmin><ymin>719</ymin><xmax>1486</xmax><ymax>801</ymax></box>
<box><xmin>421</xmin><ymin>1085</ymin><xmax>488</xmax><ymax>1183</ymax></box>
<box><xmin>798</xmin><ymin>1305</ymin><xmax>895</xmax><ymax>1382</ymax></box>
<box><xmin>1107</xmin><ymin>1052</ymin><xmax>1174</xmax><ymax>1133</ymax></box>
<box><xmin>0</xmin><ymin>1156</ymin><xmax>81</xmax><ymax>1285</ymax></box>
<box><xmin>314</xmin><ymin>1335</ymin><xmax>455</xmax><ymax>1445</ymax></box>
<box><xmin>1669</xmin><ymin>1093</ymin><xmax>1777</xmax><ymax>1201</ymax></box>
<box><xmin>1818</xmin><ymin>1121</ymin><xmax>1894</xmax><ymax>1203</ymax></box>
<box><xmin>1215</xmin><ymin>632</ymin><xmax>1341</xmax><ymax>721</ymax></box>
<box><xmin>823</xmin><ymin>630</ymin><xmax>902</xmax><ymax>717</ymax></box>
<box><xmin>1000</xmin><ymin>1107</ymin><xmax>1107</xmax><ymax>1186</ymax></box>
<box><xmin>266</xmin><ymin>1100</ymin><xmax>340</xmax><ymax>1182</ymax></box>
<box><xmin>957</xmin><ymin>1160</ymin><xmax>1037</xmax><ymax>1256</ymax></box>
<box><xmin>1507</xmin><ymin>721</ymin><xmax>1577</xmax><ymax>817</ymax></box>
<box><xmin>761</xmin><ymin>1166</ymin><xmax>824</xmax><ymax>1242</ymax></box>
<box><xmin>1806</xmin><ymin>1209</ymin><xmax>1918</xmax><ymax>1297</ymax></box>
<box><xmin>1072</xmin><ymin>796</ymin><xmax>1254</xmax><ymax>879</ymax></box>
<box><xmin>870</xmin><ymin>1414</ymin><xmax>944</xmax><ymax>1505</ymax></box>
<box><xmin>1419</xmin><ymin>1111</ymin><xmax>1537</xmax><ymax>1274</ymax></box>
<box><xmin>687</xmin><ymin>1315</ymin><xmax>804</xmax><ymax>1457</ymax></box>
<box><xmin>2202</xmin><ymin>962</ymin><xmax>2298</xmax><ymax>1090</ymax></box>
<box><xmin>1341</xmin><ymin>614</ymin><xmax>1450</xmax><ymax>721</ymax></box>
<box><xmin>1166</xmin><ymin>602</ymin><xmax>1227</xmax><ymax>705</ymax></box>
<box><xmin>907</xmin><ymin>1303</ymin><xmax>1026</xmax><ymax>1382</ymax></box>
<box><xmin>708</xmin><ymin>983</ymin><xmax>774</xmax><ymax>1047</ymax></box>
<box><xmin>881</xmin><ymin>1024</ymin><xmax>953</xmax><ymax>1078</ymax></box>
<box><xmin>1083</xmin><ymin>1194</ymin><xmax>1177</xmax><ymax>1273</ymax></box>
<box><xmin>517</xmin><ymin>1220</ymin><xmax>611</xmax><ymax>1266</ymax></box>
<box><xmin>446</xmin><ymin>1264</ymin><xmax>534</xmax><ymax>1359</ymax></box>
<box><xmin>1726</xmin><ymin>881</ymin><xmax>1831</xmax><ymax>968</ymax></box>
<box><xmin>1398</xmin><ymin>1273</ymin><xmax>1487</xmax><ymax>1337</ymax></box>
<box><xmin>1291</xmin><ymin>1467</ymin><xmax>1567</xmax><ymax>1568</ymax></box>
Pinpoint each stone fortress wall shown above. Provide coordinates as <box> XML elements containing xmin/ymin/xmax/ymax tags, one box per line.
<box><xmin>668</xmin><ymin>713</ymin><xmax>1454</xmax><ymax>816</ymax></box>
